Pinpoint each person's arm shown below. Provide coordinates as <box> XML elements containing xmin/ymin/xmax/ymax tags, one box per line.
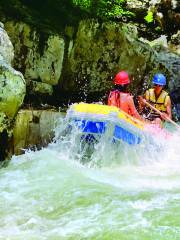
<box><xmin>166</xmin><ymin>97</ymin><xmax>172</xmax><ymax>119</ymax></box>
<box><xmin>161</xmin><ymin>96</ymin><xmax>172</xmax><ymax>120</ymax></box>
<box><xmin>138</xmin><ymin>95</ymin><xmax>145</xmax><ymax>113</ymax></box>
<box><xmin>164</xmin><ymin>96</ymin><xmax>172</xmax><ymax>119</ymax></box>
<box><xmin>108</xmin><ymin>90</ymin><xmax>120</xmax><ymax>108</ymax></box>
<box><xmin>128</xmin><ymin>96</ymin><xmax>143</xmax><ymax>121</ymax></box>
<box><xmin>138</xmin><ymin>90</ymin><xmax>149</xmax><ymax>113</ymax></box>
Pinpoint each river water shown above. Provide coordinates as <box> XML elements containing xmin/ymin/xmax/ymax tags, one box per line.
<box><xmin>0</xmin><ymin>120</ymin><xmax>180</xmax><ymax>239</ymax></box>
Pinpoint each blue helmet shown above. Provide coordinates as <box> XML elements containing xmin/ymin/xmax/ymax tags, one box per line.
<box><xmin>152</xmin><ymin>73</ymin><xmax>166</xmax><ymax>86</ymax></box>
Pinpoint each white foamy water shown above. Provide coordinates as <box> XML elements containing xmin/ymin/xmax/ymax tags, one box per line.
<box><xmin>0</xmin><ymin>120</ymin><xmax>180</xmax><ymax>239</ymax></box>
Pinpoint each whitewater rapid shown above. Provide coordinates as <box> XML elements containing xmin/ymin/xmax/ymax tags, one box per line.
<box><xmin>0</xmin><ymin>123</ymin><xmax>179</xmax><ymax>239</ymax></box>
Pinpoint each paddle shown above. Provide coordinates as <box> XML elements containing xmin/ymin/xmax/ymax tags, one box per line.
<box><xmin>142</xmin><ymin>98</ymin><xmax>180</xmax><ymax>129</ymax></box>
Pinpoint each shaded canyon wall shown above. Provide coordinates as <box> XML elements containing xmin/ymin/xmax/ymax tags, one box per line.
<box><xmin>4</xmin><ymin>20</ymin><xmax>180</xmax><ymax>106</ymax></box>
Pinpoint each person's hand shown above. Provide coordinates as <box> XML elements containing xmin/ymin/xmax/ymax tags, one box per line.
<box><xmin>138</xmin><ymin>96</ymin><xmax>145</xmax><ymax>112</ymax></box>
<box><xmin>138</xmin><ymin>96</ymin><xmax>144</xmax><ymax>103</ymax></box>
<box><xmin>160</xmin><ymin>112</ymin><xmax>168</xmax><ymax>120</ymax></box>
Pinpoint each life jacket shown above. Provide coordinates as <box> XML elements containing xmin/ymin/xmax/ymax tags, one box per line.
<box><xmin>145</xmin><ymin>88</ymin><xmax>169</xmax><ymax>120</ymax></box>
<box><xmin>108</xmin><ymin>90</ymin><xmax>142</xmax><ymax>120</ymax></box>
<box><xmin>108</xmin><ymin>90</ymin><xmax>121</xmax><ymax>108</ymax></box>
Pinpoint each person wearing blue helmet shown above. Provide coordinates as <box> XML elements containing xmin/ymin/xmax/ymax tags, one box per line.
<box><xmin>139</xmin><ymin>73</ymin><xmax>172</xmax><ymax>123</ymax></box>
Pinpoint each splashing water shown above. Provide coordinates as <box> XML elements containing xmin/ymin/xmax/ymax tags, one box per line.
<box><xmin>0</xmin><ymin>117</ymin><xmax>180</xmax><ymax>239</ymax></box>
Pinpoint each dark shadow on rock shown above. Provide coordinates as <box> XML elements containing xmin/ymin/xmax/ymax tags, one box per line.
<box><xmin>0</xmin><ymin>130</ymin><xmax>9</xmax><ymax>161</ymax></box>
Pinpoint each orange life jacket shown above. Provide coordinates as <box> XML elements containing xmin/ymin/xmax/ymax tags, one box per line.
<box><xmin>108</xmin><ymin>90</ymin><xmax>132</xmax><ymax>113</ymax></box>
<box><xmin>108</xmin><ymin>90</ymin><xmax>142</xmax><ymax>120</ymax></box>
<box><xmin>108</xmin><ymin>90</ymin><xmax>121</xmax><ymax>108</ymax></box>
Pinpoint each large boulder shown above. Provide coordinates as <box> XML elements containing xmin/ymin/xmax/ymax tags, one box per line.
<box><xmin>0</xmin><ymin>23</ymin><xmax>14</xmax><ymax>64</ymax></box>
<box><xmin>2</xmin><ymin>19</ymin><xmax>179</xmax><ymax>109</ymax></box>
<box><xmin>0</xmin><ymin>23</ymin><xmax>26</xmax><ymax>160</ymax></box>
<box><xmin>0</xmin><ymin>58</ymin><xmax>26</xmax><ymax>122</ymax></box>
<box><xmin>126</xmin><ymin>0</ymin><xmax>149</xmax><ymax>14</ymax></box>
<box><xmin>0</xmin><ymin>24</ymin><xmax>26</xmax><ymax>132</ymax></box>
<box><xmin>4</xmin><ymin>21</ymin><xmax>65</xmax><ymax>95</ymax></box>
<box><xmin>13</xmin><ymin>109</ymin><xmax>65</xmax><ymax>155</ymax></box>
<box><xmin>126</xmin><ymin>0</ymin><xmax>179</xmax><ymax>40</ymax></box>
<box><xmin>62</xmin><ymin>20</ymin><xmax>156</xmax><ymax>96</ymax></box>
<box><xmin>169</xmin><ymin>30</ymin><xmax>180</xmax><ymax>55</ymax></box>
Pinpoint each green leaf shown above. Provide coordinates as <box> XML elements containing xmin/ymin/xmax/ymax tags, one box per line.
<box><xmin>144</xmin><ymin>11</ymin><xmax>154</xmax><ymax>23</ymax></box>
<box><xmin>72</xmin><ymin>0</ymin><xmax>132</xmax><ymax>19</ymax></box>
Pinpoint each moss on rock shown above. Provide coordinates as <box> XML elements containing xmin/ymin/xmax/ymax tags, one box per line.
<box><xmin>63</xmin><ymin>20</ymin><xmax>156</xmax><ymax>96</ymax></box>
<box><xmin>5</xmin><ymin>21</ymin><xmax>65</xmax><ymax>87</ymax></box>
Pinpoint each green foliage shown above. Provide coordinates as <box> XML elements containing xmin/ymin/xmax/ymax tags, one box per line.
<box><xmin>72</xmin><ymin>0</ymin><xmax>91</xmax><ymax>10</ymax></box>
<box><xmin>144</xmin><ymin>11</ymin><xmax>154</xmax><ymax>23</ymax></box>
<box><xmin>0</xmin><ymin>0</ymin><xmax>133</xmax><ymax>32</ymax></box>
<box><xmin>155</xmin><ymin>26</ymin><xmax>162</xmax><ymax>32</ymax></box>
<box><xmin>72</xmin><ymin>0</ymin><xmax>133</xmax><ymax>19</ymax></box>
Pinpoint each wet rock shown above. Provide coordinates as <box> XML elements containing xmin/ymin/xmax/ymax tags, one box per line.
<box><xmin>0</xmin><ymin>23</ymin><xmax>26</xmax><ymax>160</ymax></box>
<box><xmin>0</xmin><ymin>24</ymin><xmax>26</xmax><ymax>126</ymax></box>
<box><xmin>139</xmin><ymin>28</ymin><xmax>179</xmax><ymax>91</ymax></box>
<box><xmin>169</xmin><ymin>31</ymin><xmax>180</xmax><ymax>55</ymax></box>
<box><xmin>155</xmin><ymin>0</ymin><xmax>179</xmax><ymax>32</ymax></box>
<box><xmin>4</xmin><ymin>21</ymin><xmax>65</xmax><ymax>87</ymax></box>
<box><xmin>63</xmin><ymin>20</ymin><xmax>156</xmax><ymax>96</ymax></box>
<box><xmin>156</xmin><ymin>50</ymin><xmax>180</xmax><ymax>90</ymax></box>
<box><xmin>1</xmin><ymin>17</ymin><xmax>179</xmax><ymax>109</ymax></box>
<box><xmin>30</xmin><ymin>81</ymin><xmax>53</xmax><ymax>95</ymax></box>
<box><xmin>62</xmin><ymin>19</ymin><xmax>179</xmax><ymax>109</ymax></box>
<box><xmin>140</xmin><ymin>35</ymin><xmax>168</xmax><ymax>48</ymax></box>
<box><xmin>0</xmin><ymin>56</ymin><xmax>26</xmax><ymax>160</ymax></box>
<box><xmin>126</xmin><ymin>0</ymin><xmax>179</xmax><ymax>39</ymax></box>
<box><xmin>126</xmin><ymin>0</ymin><xmax>149</xmax><ymax>14</ymax></box>
<box><xmin>13</xmin><ymin>109</ymin><xmax>65</xmax><ymax>155</ymax></box>
<box><xmin>0</xmin><ymin>22</ymin><xmax>4</xmax><ymax>29</ymax></box>
<box><xmin>0</xmin><ymin>58</ymin><xmax>26</xmax><ymax>121</ymax></box>
<box><xmin>170</xmin><ymin>31</ymin><xmax>180</xmax><ymax>45</ymax></box>
<box><xmin>0</xmin><ymin>23</ymin><xmax>14</xmax><ymax>64</ymax></box>
<box><xmin>63</xmin><ymin>20</ymin><xmax>159</xmax><ymax>96</ymax></box>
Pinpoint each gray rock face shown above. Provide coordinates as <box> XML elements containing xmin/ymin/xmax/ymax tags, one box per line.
<box><xmin>0</xmin><ymin>59</ymin><xmax>26</xmax><ymax>119</ymax></box>
<box><xmin>3</xmin><ymin>19</ymin><xmax>179</xmax><ymax>97</ymax></box>
<box><xmin>2</xmin><ymin>19</ymin><xmax>179</xmax><ymax>106</ymax></box>
<box><xmin>13</xmin><ymin>109</ymin><xmax>65</xmax><ymax>155</ymax></box>
<box><xmin>63</xmin><ymin>20</ymin><xmax>156</xmax><ymax>95</ymax></box>
<box><xmin>30</xmin><ymin>81</ymin><xmax>53</xmax><ymax>95</ymax></box>
<box><xmin>126</xmin><ymin>0</ymin><xmax>149</xmax><ymax>12</ymax></box>
<box><xmin>156</xmin><ymin>50</ymin><xmax>180</xmax><ymax>90</ymax></box>
<box><xmin>0</xmin><ymin>25</ymin><xmax>26</xmax><ymax>133</ymax></box>
<box><xmin>0</xmin><ymin>23</ymin><xmax>26</xmax><ymax>160</ymax></box>
<box><xmin>169</xmin><ymin>31</ymin><xmax>180</xmax><ymax>55</ymax></box>
<box><xmin>127</xmin><ymin>0</ymin><xmax>179</xmax><ymax>35</ymax></box>
<box><xmin>0</xmin><ymin>25</ymin><xmax>14</xmax><ymax>64</ymax></box>
<box><xmin>5</xmin><ymin>21</ymin><xmax>65</xmax><ymax>92</ymax></box>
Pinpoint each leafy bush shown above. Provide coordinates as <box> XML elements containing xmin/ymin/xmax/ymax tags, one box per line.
<box><xmin>144</xmin><ymin>11</ymin><xmax>154</xmax><ymax>23</ymax></box>
<box><xmin>72</xmin><ymin>0</ymin><xmax>92</xmax><ymax>9</ymax></box>
<box><xmin>72</xmin><ymin>0</ymin><xmax>133</xmax><ymax>19</ymax></box>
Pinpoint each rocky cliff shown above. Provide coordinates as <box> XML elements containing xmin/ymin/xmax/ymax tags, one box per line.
<box><xmin>0</xmin><ymin>23</ymin><xmax>26</xmax><ymax>160</ymax></box>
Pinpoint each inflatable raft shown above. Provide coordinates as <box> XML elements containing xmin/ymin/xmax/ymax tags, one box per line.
<box><xmin>66</xmin><ymin>102</ymin><xmax>169</xmax><ymax>146</ymax></box>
